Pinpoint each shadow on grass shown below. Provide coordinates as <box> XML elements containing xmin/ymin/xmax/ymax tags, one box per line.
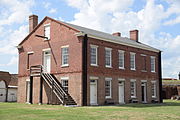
<box><xmin>114</xmin><ymin>100</ymin><xmax>180</xmax><ymax>108</ymax></box>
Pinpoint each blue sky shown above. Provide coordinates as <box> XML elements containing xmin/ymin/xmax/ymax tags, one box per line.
<box><xmin>0</xmin><ymin>0</ymin><xmax>179</xmax><ymax>78</ymax></box>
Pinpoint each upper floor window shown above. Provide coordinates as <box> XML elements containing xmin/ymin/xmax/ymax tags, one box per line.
<box><xmin>61</xmin><ymin>46</ymin><xmax>69</xmax><ymax>67</ymax></box>
<box><xmin>141</xmin><ymin>54</ymin><xmax>147</xmax><ymax>71</ymax></box>
<box><xmin>130</xmin><ymin>52</ymin><xmax>136</xmax><ymax>70</ymax></box>
<box><xmin>150</xmin><ymin>56</ymin><xmax>155</xmax><ymax>72</ymax></box>
<box><xmin>130</xmin><ymin>79</ymin><xmax>136</xmax><ymax>98</ymax></box>
<box><xmin>61</xmin><ymin>77</ymin><xmax>69</xmax><ymax>92</ymax></box>
<box><xmin>90</xmin><ymin>45</ymin><xmax>98</xmax><ymax>66</ymax></box>
<box><xmin>105</xmin><ymin>47</ymin><xmax>112</xmax><ymax>68</ymax></box>
<box><xmin>44</xmin><ymin>24</ymin><xmax>50</xmax><ymax>40</ymax></box>
<box><xmin>105</xmin><ymin>77</ymin><xmax>112</xmax><ymax>98</ymax></box>
<box><xmin>151</xmin><ymin>81</ymin><xmax>156</xmax><ymax>98</ymax></box>
<box><xmin>118</xmin><ymin>50</ymin><xmax>125</xmax><ymax>69</ymax></box>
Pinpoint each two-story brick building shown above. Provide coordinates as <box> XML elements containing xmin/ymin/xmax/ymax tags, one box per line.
<box><xmin>17</xmin><ymin>15</ymin><xmax>162</xmax><ymax>106</ymax></box>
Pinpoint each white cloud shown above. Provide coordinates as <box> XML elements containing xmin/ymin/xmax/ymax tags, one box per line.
<box><xmin>42</xmin><ymin>1</ymin><xmax>57</xmax><ymax>14</ymax></box>
<box><xmin>49</xmin><ymin>8</ymin><xmax>57</xmax><ymax>14</ymax></box>
<box><xmin>0</xmin><ymin>0</ymin><xmax>34</xmax><ymax>25</ymax></box>
<box><xmin>0</xmin><ymin>25</ymin><xmax>28</xmax><ymax>55</ymax></box>
<box><xmin>0</xmin><ymin>0</ymin><xmax>33</xmax><ymax>70</ymax></box>
<box><xmin>0</xmin><ymin>56</ymin><xmax>18</xmax><ymax>67</ymax></box>
<box><xmin>43</xmin><ymin>1</ymin><xmax>51</xmax><ymax>9</ymax></box>
<box><xmin>64</xmin><ymin>0</ymin><xmax>180</xmax><ymax>78</ymax></box>
<box><xmin>164</xmin><ymin>16</ymin><xmax>180</xmax><ymax>25</ymax></box>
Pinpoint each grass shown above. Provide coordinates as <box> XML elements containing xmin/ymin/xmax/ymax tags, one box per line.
<box><xmin>0</xmin><ymin>100</ymin><xmax>180</xmax><ymax>120</ymax></box>
<box><xmin>162</xmin><ymin>80</ymin><xmax>180</xmax><ymax>85</ymax></box>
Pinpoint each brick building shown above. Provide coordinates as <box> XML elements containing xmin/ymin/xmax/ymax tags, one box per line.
<box><xmin>17</xmin><ymin>15</ymin><xmax>162</xmax><ymax>106</ymax></box>
<box><xmin>0</xmin><ymin>71</ymin><xmax>18</xmax><ymax>102</ymax></box>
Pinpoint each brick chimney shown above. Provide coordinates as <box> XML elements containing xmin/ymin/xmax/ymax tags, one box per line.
<box><xmin>130</xmin><ymin>30</ymin><xmax>138</xmax><ymax>42</ymax></box>
<box><xmin>112</xmin><ymin>32</ymin><xmax>121</xmax><ymax>37</ymax></box>
<box><xmin>29</xmin><ymin>15</ymin><xmax>38</xmax><ymax>33</ymax></box>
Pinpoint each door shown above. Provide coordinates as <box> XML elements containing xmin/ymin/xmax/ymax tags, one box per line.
<box><xmin>0</xmin><ymin>81</ymin><xmax>6</xmax><ymax>102</ymax></box>
<box><xmin>141</xmin><ymin>82</ymin><xmax>147</xmax><ymax>103</ymax></box>
<box><xmin>43</xmin><ymin>51</ymin><xmax>51</xmax><ymax>73</ymax></box>
<box><xmin>26</xmin><ymin>81</ymin><xmax>30</xmax><ymax>103</ymax></box>
<box><xmin>119</xmin><ymin>81</ymin><xmax>125</xmax><ymax>104</ymax></box>
<box><xmin>90</xmin><ymin>80</ymin><xmax>97</xmax><ymax>105</ymax></box>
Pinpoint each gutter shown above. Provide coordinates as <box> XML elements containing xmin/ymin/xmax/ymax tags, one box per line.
<box><xmin>82</xmin><ymin>34</ymin><xmax>88</xmax><ymax>106</ymax></box>
<box><xmin>158</xmin><ymin>51</ymin><xmax>163</xmax><ymax>103</ymax></box>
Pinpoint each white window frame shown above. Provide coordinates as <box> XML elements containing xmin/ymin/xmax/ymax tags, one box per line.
<box><xmin>130</xmin><ymin>52</ymin><xmax>136</xmax><ymax>70</ymax></box>
<box><xmin>44</xmin><ymin>23</ymin><xmax>50</xmax><ymax>40</ymax></box>
<box><xmin>130</xmin><ymin>79</ymin><xmax>136</xmax><ymax>98</ymax></box>
<box><xmin>90</xmin><ymin>44</ymin><xmax>98</xmax><ymax>66</ymax></box>
<box><xmin>105</xmin><ymin>47</ymin><xmax>112</xmax><ymax>68</ymax></box>
<box><xmin>61</xmin><ymin>45</ymin><xmax>69</xmax><ymax>67</ymax></box>
<box><xmin>61</xmin><ymin>77</ymin><xmax>69</xmax><ymax>92</ymax></box>
<box><xmin>105</xmin><ymin>77</ymin><xmax>112</xmax><ymax>99</ymax></box>
<box><xmin>150</xmin><ymin>56</ymin><xmax>156</xmax><ymax>72</ymax></box>
<box><xmin>118</xmin><ymin>50</ymin><xmax>125</xmax><ymax>69</ymax></box>
<box><xmin>141</xmin><ymin>54</ymin><xmax>147</xmax><ymax>72</ymax></box>
<box><xmin>151</xmin><ymin>81</ymin><xmax>157</xmax><ymax>98</ymax></box>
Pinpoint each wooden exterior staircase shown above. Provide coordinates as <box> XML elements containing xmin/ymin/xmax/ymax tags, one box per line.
<box><xmin>30</xmin><ymin>65</ymin><xmax>76</xmax><ymax>105</ymax></box>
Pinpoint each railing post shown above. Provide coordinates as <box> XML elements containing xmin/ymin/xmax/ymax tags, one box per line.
<box><xmin>39</xmin><ymin>76</ymin><xmax>43</xmax><ymax>105</ymax></box>
<box><xmin>51</xmin><ymin>79</ymin><xmax>54</xmax><ymax>105</ymax></box>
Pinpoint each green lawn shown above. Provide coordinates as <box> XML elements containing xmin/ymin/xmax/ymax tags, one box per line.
<box><xmin>0</xmin><ymin>100</ymin><xmax>180</xmax><ymax>120</ymax></box>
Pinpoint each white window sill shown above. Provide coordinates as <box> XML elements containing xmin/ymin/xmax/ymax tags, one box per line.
<box><xmin>152</xmin><ymin>96</ymin><xmax>157</xmax><ymax>98</ymax></box>
<box><xmin>91</xmin><ymin>64</ymin><xmax>98</xmax><ymax>67</ymax></box>
<box><xmin>131</xmin><ymin>96</ymin><xmax>136</xmax><ymax>98</ymax></box>
<box><xmin>141</xmin><ymin>70</ymin><xmax>147</xmax><ymax>72</ymax></box>
<box><xmin>119</xmin><ymin>67</ymin><xmax>125</xmax><ymax>70</ymax></box>
<box><xmin>151</xmin><ymin>71</ymin><xmax>156</xmax><ymax>73</ymax></box>
<box><xmin>130</xmin><ymin>68</ymin><xmax>136</xmax><ymax>71</ymax></box>
<box><xmin>105</xmin><ymin>96</ymin><xmax>112</xmax><ymax>99</ymax></box>
<box><xmin>105</xmin><ymin>66</ymin><xmax>112</xmax><ymax>68</ymax></box>
<box><xmin>61</xmin><ymin>64</ymin><xmax>69</xmax><ymax>67</ymax></box>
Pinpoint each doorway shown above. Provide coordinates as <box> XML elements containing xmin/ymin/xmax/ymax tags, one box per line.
<box><xmin>118</xmin><ymin>81</ymin><xmax>125</xmax><ymax>104</ymax></box>
<box><xmin>90</xmin><ymin>80</ymin><xmax>97</xmax><ymax>105</ymax></box>
<box><xmin>141</xmin><ymin>82</ymin><xmax>147</xmax><ymax>103</ymax></box>
<box><xmin>43</xmin><ymin>51</ymin><xmax>51</xmax><ymax>73</ymax></box>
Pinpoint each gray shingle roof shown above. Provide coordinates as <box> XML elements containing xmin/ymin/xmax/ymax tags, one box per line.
<box><xmin>64</xmin><ymin>22</ymin><xmax>160</xmax><ymax>52</ymax></box>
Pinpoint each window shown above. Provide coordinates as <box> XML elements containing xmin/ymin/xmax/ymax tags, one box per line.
<box><xmin>105</xmin><ymin>78</ymin><xmax>112</xmax><ymax>98</ymax></box>
<box><xmin>61</xmin><ymin>77</ymin><xmax>69</xmax><ymax>92</ymax></box>
<box><xmin>151</xmin><ymin>81</ymin><xmax>156</xmax><ymax>98</ymax></box>
<box><xmin>130</xmin><ymin>52</ymin><xmax>136</xmax><ymax>70</ymax></box>
<box><xmin>141</xmin><ymin>54</ymin><xmax>147</xmax><ymax>71</ymax></box>
<box><xmin>27</xmin><ymin>51</ymin><xmax>34</xmax><ymax>69</ymax></box>
<box><xmin>44</xmin><ymin>24</ymin><xmax>50</xmax><ymax>40</ymax></box>
<box><xmin>118</xmin><ymin>50</ymin><xmax>125</xmax><ymax>69</ymax></box>
<box><xmin>61</xmin><ymin>46</ymin><xmax>69</xmax><ymax>67</ymax></box>
<box><xmin>130</xmin><ymin>80</ymin><xmax>136</xmax><ymax>98</ymax></box>
<box><xmin>151</xmin><ymin>56</ymin><xmax>155</xmax><ymax>72</ymax></box>
<box><xmin>90</xmin><ymin>45</ymin><xmax>98</xmax><ymax>66</ymax></box>
<box><xmin>105</xmin><ymin>48</ymin><xmax>112</xmax><ymax>68</ymax></box>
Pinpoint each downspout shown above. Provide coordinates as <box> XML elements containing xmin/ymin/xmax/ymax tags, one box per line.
<box><xmin>158</xmin><ymin>51</ymin><xmax>163</xmax><ymax>103</ymax></box>
<box><xmin>82</xmin><ymin>34</ymin><xmax>88</xmax><ymax>106</ymax></box>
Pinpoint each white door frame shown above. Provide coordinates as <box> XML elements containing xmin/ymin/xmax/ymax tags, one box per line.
<box><xmin>141</xmin><ymin>82</ymin><xmax>147</xmax><ymax>103</ymax></box>
<box><xmin>118</xmin><ymin>80</ymin><xmax>125</xmax><ymax>104</ymax></box>
<box><xmin>43</xmin><ymin>50</ymin><xmax>51</xmax><ymax>73</ymax></box>
<box><xmin>0</xmin><ymin>81</ymin><xmax>7</xmax><ymax>102</ymax></box>
<box><xmin>90</xmin><ymin>79</ymin><xmax>98</xmax><ymax>105</ymax></box>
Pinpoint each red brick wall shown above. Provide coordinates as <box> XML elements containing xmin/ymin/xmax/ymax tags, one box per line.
<box><xmin>18</xmin><ymin>18</ymin><xmax>83</xmax><ymax>105</ymax></box>
<box><xmin>87</xmin><ymin>38</ymin><xmax>160</xmax><ymax>105</ymax></box>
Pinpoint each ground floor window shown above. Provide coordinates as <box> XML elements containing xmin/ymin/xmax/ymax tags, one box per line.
<box><xmin>151</xmin><ymin>81</ymin><xmax>156</xmax><ymax>98</ymax></box>
<box><xmin>105</xmin><ymin>78</ymin><xmax>112</xmax><ymax>98</ymax></box>
<box><xmin>61</xmin><ymin>77</ymin><xmax>69</xmax><ymax>92</ymax></box>
<box><xmin>130</xmin><ymin>80</ymin><xmax>136</xmax><ymax>98</ymax></box>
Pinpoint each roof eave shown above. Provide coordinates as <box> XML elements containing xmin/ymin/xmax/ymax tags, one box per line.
<box><xmin>75</xmin><ymin>32</ymin><xmax>160</xmax><ymax>53</ymax></box>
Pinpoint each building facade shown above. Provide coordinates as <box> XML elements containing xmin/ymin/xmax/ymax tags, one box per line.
<box><xmin>17</xmin><ymin>15</ymin><xmax>162</xmax><ymax>106</ymax></box>
<box><xmin>0</xmin><ymin>71</ymin><xmax>18</xmax><ymax>102</ymax></box>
